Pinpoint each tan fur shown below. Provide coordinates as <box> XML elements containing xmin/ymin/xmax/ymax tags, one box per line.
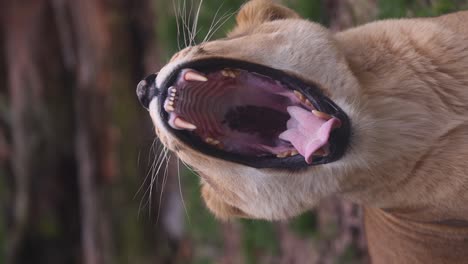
<box><xmin>150</xmin><ymin>1</ymin><xmax>468</xmax><ymax>262</ymax></box>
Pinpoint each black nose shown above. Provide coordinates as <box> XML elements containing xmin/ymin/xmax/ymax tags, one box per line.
<box><xmin>136</xmin><ymin>73</ymin><xmax>159</xmax><ymax>109</ymax></box>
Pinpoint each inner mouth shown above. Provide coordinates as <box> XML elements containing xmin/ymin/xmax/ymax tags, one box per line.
<box><xmin>157</xmin><ymin>59</ymin><xmax>351</xmax><ymax>169</ymax></box>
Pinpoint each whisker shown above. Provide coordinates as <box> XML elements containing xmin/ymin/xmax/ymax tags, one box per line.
<box><xmin>147</xmin><ymin>146</ymin><xmax>170</xmax><ymax>218</ymax></box>
<box><xmin>203</xmin><ymin>1</ymin><xmax>225</xmax><ymax>43</ymax></box>
<box><xmin>137</xmin><ymin>149</ymin><xmax>141</xmax><ymax>168</ymax></box>
<box><xmin>187</xmin><ymin>0</ymin><xmax>194</xmax><ymax>46</ymax></box>
<box><xmin>205</xmin><ymin>9</ymin><xmax>236</xmax><ymax>43</ymax></box>
<box><xmin>177</xmin><ymin>158</ymin><xmax>191</xmax><ymax>224</ymax></box>
<box><xmin>181</xmin><ymin>0</ymin><xmax>192</xmax><ymax>48</ymax></box>
<box><xmin>191</xmin><ymin>0</ymin><xmax>204</xmax><ymax>45</ymax></box>
<box><xmin>173</xmin><ymin>0</ymin><xmax>182</xmax><ymax>50</ymax></box>
<box><xmin>135</xmin><ymin>139</ymin><xmax>160</xmax><ymax>201</ymax></box>
<box><xmin>179</xmin><ymin>0</ymin><xmax>188</xmax><ymax>48</ymax></box>
<box><xmin>137</xmin><ymin>142</ymin><xmax>165</xmax><ymax>217</ymax></box>
<box><xmin>156</xmin><ymin>150</ymin><xmax>171</xmax><ymax>223</ymax></box>
<box><xmin>138</xmin><ymin>141</ymin><xmax>167</xmax><ymax>217</ymax></box>
<box><xmin>180</xmin><ymin>159</ymin><xmax>201</xmax><ymax>174</ymax></box>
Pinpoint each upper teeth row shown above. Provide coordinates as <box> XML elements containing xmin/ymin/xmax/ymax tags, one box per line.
<box><xmin>164</xmin><ymin>70</ymin><xmax>208</xmax><ymax>114</ymax></box>
<box><xmin>164</xmin><ymin>86</ymin><xmax>177</xmax><ymax>113</ymax></box>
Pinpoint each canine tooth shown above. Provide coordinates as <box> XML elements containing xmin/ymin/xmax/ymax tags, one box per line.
<box><xmin>312</xmin><ymin>110</ymin><xmax>332</xmax><ymax>120</ymax></box>
<box><xmin>174</xmin><ymin>117</ymin><xmax>197</xmax><ymax>130</ymax></box>
<box><xmin>184</xmin><ymin>71</ymin><xmax>208</xmax><ymax>82</ymax></box>
<box><xmin>290</xmin><ymin>150</ymin><xmax>299</xmax><ymax>156</ymax></box>
<box><xmin>294</xmin><ymin>90</ymin><xmax>305</xmax><ymax>102</ymax></box>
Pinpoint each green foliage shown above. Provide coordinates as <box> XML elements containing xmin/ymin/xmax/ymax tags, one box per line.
<box><xmin>288</xmin><ymin>211</ymin><xmax>318</xmax><ymax>238</ymax></box>
<box><xmin>181</xmin><ymin>168</ymin><xmax>223</xmax><ymax>263</ymax></box>
<box><xmin>379</xmin><ymin>0</ymin><xmax>468</xmax><ymax>18</ymax></box>
<box><xmin>37</xmin><ymin>213</ymin><xmax>60</xmax><ymax>238</ymax></box>
<box><xmin>336</xmin><ymin>244</ymin><xmax>361</xmax><ymax>264</ymax></box>
<box><xmin>378</xmin><ymin>0</ymin><xmax>411</xmax><ymax>18</ymax></box>
<box><xmin>184</xmin><ymin>169</ymin><xmax>221</xmax><ymax>243</ymax></box>
<box><xmin>285</xmin><ymin>0</ymin><xmax>325</xmax><ymax>23</ymax></box>
<box><xmin>241</xmin><ymin>219</ymin><xmax>279</xmax><ymax>264</ymax></box>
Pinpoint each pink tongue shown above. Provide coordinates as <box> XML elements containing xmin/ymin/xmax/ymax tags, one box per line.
<box><xmin>279</xmin><ymin>106</ymin><xmax>341</xmax><ymax>164</ymax></box>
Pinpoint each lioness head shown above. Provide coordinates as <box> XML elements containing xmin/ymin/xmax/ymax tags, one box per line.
<box><xmin>136</xmin><ymin>0</ymin><xmax>458</xmax><ymax>220</ymax></box>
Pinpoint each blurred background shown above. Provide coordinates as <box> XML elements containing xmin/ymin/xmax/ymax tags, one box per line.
<box><xmin>1</xmin><ymin>0</ymin><xmax>467</xmax><ymax>263</ymax></box>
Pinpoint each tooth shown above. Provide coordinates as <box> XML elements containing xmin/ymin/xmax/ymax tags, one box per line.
<box><xmin>221</xmin><ymin>69</ymin><xmax>238</xmax><ymax>78</ymax></box>
<box><xmin>174</xmin><ymin>117</ymin><xmax>197</xmax><ymax>130</ymax></box>
<box><xmin>305</xmin><ymin>100</ymin><xmax>313</xmax><ymax>107</ymax></box>
<box><xmin>168</xmin><ymin>101</ymin><xmax>174</xmax><ymax>106</ymax></box>
<box><xmin>164</xmin><ymin>102</ymin><xmax>175</xmax><ymax>112</ymax></box>
<box><xmin>293</xmin><ymin>90</ymin><xmax>305</xmax><ymax>102</ymax></box>
<box><xmin>314</xmin><ymin>148</ymin><xmax>326</xmax><ymax>156</ymax></box>
<box><xmin>205</xmin><ymin>137</ymin><xmax>221</xmax><ymax>146</ymax></box>
<box><xmin>228</xmin><ymin>69</ymin><xmax>238</xmax><ymax>78</ymax></box>
<box><xmin>312</xmin><ymin>110</ymin><xmax>332</xmax><ymax>120</ymax></box>
<box><xmin>290</xmin><ymin>150</ymin><xmax>299</xmax><ymax>156</ymax></box>
<box><xmin>168</xmin><ymin>86</ymin><xmax>177</xmax><ymax>95</ymax></box>
<box><xmin>216</xmin><ymin>143</ymin><xmax>224</xmax><ymax>150</ymax></box>
<box><xmin>184</xmin><ymin>71</ymin><xmax>208</xmax><ymax>82</ymax></box>
<box><xmin>276</xmin><ymin>151</ymin><xmax>290</xmax><ymax>158</ymax></box>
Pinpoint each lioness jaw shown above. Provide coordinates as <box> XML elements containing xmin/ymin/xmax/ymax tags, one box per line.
<box><xmin>137</xmin><ymin>0</ymin><xmax>468</xmax><ymax>262</ymax></box>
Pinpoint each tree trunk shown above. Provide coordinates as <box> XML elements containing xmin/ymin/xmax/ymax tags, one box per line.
<box><xmin>2</xmin><ymin>0</ymin><xmax>177</xmax><ymax>263</ymax></box>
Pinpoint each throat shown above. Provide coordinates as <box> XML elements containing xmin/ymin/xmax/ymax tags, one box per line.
<box><xmin>223</xmin><ymin>105</ymin><xmax>289</xmax><ymax>138</ymax></box>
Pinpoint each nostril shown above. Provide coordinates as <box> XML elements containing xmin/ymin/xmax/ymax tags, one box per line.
<box><xmin>136</xmin><ymin>73</ymin><xmax>159</xmax><ymax>109</ymax></box>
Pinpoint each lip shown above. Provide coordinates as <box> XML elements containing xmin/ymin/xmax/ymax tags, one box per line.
<box><xmin>151</xmin><ymin>58</ymin><xmax>351</xmax><ymax>169</ymax></box>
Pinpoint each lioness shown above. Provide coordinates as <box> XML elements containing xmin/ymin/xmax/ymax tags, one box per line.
<box><xmin>136</xmin><ymin>0</ymin><xmax>468</xmax><ymax>263</ymax></box>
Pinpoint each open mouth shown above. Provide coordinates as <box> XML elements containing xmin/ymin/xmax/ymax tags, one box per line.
<box><xmin>141</xmin><ymin>58</ymin><xmax>350</xmax><ymax>169</ymax></box>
